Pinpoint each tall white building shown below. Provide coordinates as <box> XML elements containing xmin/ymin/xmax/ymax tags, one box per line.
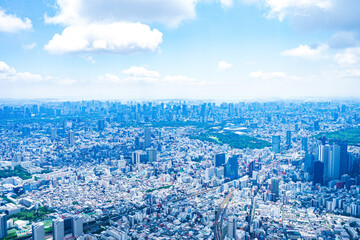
<box><xmin>330</xmin><ymin>144</ymin><xmax>341</xmax><ymax>180</ymax></box>
<box><xmin>72</xmin><ymin>215</ymin><xmax>83</xmax><ymax>238</ymax></box>
<box><xmin>319</xmin><ymin>144</ymin><xmax>341</xmax><ymax>181</ymax></box>
<box><xmin>52</xmin><ymin>218</ymin><xmax>64</xmax><ymax>240</ymax></box>
<box><xmin>319</xmin><ymin>145</ymin><xmax>330</xmax><ymax>180</ymax></box>
<box><xmin>32</xmin><ymin>222</ymin><xmax>45</xmax><ymax>240</ymax></box>
<box><xmin>227</xmin><ymin>216</ymin><xmax>237</xmax><ymax>239</ymax></box>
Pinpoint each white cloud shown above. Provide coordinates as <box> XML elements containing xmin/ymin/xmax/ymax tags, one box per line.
<box><xmin>220</xmin><ymin>0</ymin><xmax>234</xmax><ymax>8</ymax></box>
<box><xmin>97</xmin><ymin>74</ymin><xmax>125</xmax><ymax>84</ymax></box>
<box><xmin>0</xmin><ymin>9</ymin><xmax>32</xmax><ymax>32</ymax></box>
<box><xmin>162</xmin><ymin>75</ymin><xmax>197</xmax><ymax>84</ymax></box>
<box><xmin>281</xmin><ymin>44</ymin><xmax>328</xmax><ymax>59</ymax></box>
<box><xmin>85</xmin><ymin>56</ymin><xmax>95</xmax><ymax>64</ymax></box>
<box><xmin>264</xmin><ymin>0</ymin><xmax>332</xmax><ymax>20</ymax></box>
<box><xmin>45</xmin><ymin>0</ymin><xmax>196</xmax><ymax>28</ymax></box>
<box><xmin>23</xmin><ymin>43</ymin><xmax>37</xmax><ymax>50</ymax></box>
<box><xmin>335</xmin><ymin>69</ymin><xmax>360</xmax><ymax>78</ymax></box>
<box><xmin>98</xmin><ymin>66</ymin><xmax>161</xmax><ymax>84</ymax></box>
<box><xmin>44</xmin><ymin>22</ymin><xmax>163</xmax><ymax>54</ymax></box>
<box><xmin>249</xmin><ymin>71</ymin><xmax>287</xmax><ymax>79</ymax></box>
<box><xmin>243</xmin><ymin>0</ymin><xmax>360</xmax><ymax>32</ymax></box>
<box><xmin>217</xmin><ymin>61</ymin><xmax>233</xmax><ymax>71</ymax></box>
<box><xmin>0</xmin><ymin>61</ymin><xmax>41</xmax><ymax>83</ymax></box>
<box><xmin>97</xmin><ymin>66</ymin><xmax>200</xmax><ymax>85</ymax></box>
<box><xmin>0</xmin><ymin>61</ymin><xmax>15</xmax><ymax>74</ymax></box>
<box><xmin>334</xmin><ymin>47</ymin><xmax>360</xmax><ymax>65</ymax></box>
<box><xmin>329</xmin><ymin>31</ymin><xmax>358</xmax><ymax>49</ymax></box>
<box><xmin>0</xmin><ymin>61</ymin><xmax>76</xmax><ymax>85</ymax></box>
<box><xmin>123</xmin><ymin>66</ymin><xmax>160</xmax><ymax>78</ymax></box>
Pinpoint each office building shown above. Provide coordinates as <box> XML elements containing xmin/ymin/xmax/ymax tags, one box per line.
<box><xmin>319</xmin><ymin>145</ymin><xmax>330</xmax><ymax>181</ymax></box>
<box><xmin>72</xmin><ymin>215</ymin><xmax>83</xmax><ymax>238</ymax></box>
<box><xmin>134</xmin><ymin>136</ymin><xmax>140</xmax><ymax>150</ymax></box>
<box><xmin>32</xmin><ymin>222</ymin><xmax>45</xmax><ymax>240</ymax></box>
<box><xmin>272</xmin><ymin>136</ymin><xmax>281</xmax><ymax>154</ymax></box>
<box><xmin>147</xmin><ymin>148</ymin><xmax>157</xmax><ymax>162</ymax></box>
<box><xmin>270</xmin><ymin>177</ymin><xmax>280</xmax><ymax>200</ymax></box>
<box><xmin>132</xmin><ymin>151</ymin><xmax>141</xmax><ymax>165</ymax></box>
<box><xmin>51</xmin><ymin>128</ymin><xmax>57</xmax><ymax>140</ymax></box>
<box><xmin>329</xmin><ymin>139</ymin><xmax>349</xmax><ymax>176</ymax></box>
<box><xmin>0</xmin><ymin>214</ymin><xmax>7</xmax><ymax>239</ymax></box>
<box><xmin>314</xmin><ymin>120</ymin><xmax>320</xmax><ymax>131</ymax></box>
<box><xmin>98</xmin><ymin>119</ymin><xmax>105</xmax><ymax>131</ymax></box>
<box><xmin>248</xmin><ymin>160</ymin><xmax>255</xmax><ymax>178</ymax></box>
<box><xmin>329</xmin><ymin>144</ymin><xmax>341</xmax><ymax>180</ymax></box>
<box><xmin>301</xmin><ymin>137</ymin><xmax>308</xmax><ymax>152</ymax></box>
<box><xmin>286</xmin><ymin>130</ymin><xmax>291</xmax><ymax>148</ymax></box>
<box><xmin>64</xmin><ymin>217</ymin><xmax>73</xmax><ymax>235</ymax></box>
<box><xmin>52</xmin><ymin>218</ymin><xmax>64</xmax><ymax>240</ymax></box>
<box><xmin>313</xmin><ymin>161</ymin><xmax>324</xmax><ymax>185</ymax></box>
<box><xmin>144</xmin><ymin>127</ymin><xmax>151</xmax><ymax>148</ymax></box>
<box><xmin>214</xmin><ymin>153</ymin><xmax>226</xmax><ymax>167</ymax></box>
<box><xmin>227</xmin><ymin>216</ymin><xmax>237</xmax><ymax>239</ymax></box>
<box><xmin>68</xmin><ymin>130</ymin><xmax>75</xmax><ymax>145</ymax></box>
<box><xmin>320</xmin><ymin>144</ymin><xmax>341</xmax><ymax>181</ymax></box>
<box><xmin>304</xmin><ymin>153</ymin><xmax>314</xmax><ymax>174</ymax></box>
<box><xmin>225</xmin><ymin>155</ymin><xmax>239</xmax><ymax>180</ymax></box>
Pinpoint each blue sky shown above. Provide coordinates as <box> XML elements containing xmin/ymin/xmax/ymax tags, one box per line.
<box><xmin>0</xmin><ymin>0</ymin><xmax>360</xmax><ymax>100</ymax></box>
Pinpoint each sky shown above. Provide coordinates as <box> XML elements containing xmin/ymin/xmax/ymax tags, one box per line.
<box><xmin>0</xmin><ymin>0</ymin><xmax>360</xmax><ymax>101</ymax></box>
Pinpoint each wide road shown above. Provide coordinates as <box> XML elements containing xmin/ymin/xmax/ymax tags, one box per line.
<box><xmin>214</xmin><ymin>188</ymin><xmax>235</xmax><ymax>240</ymax></box>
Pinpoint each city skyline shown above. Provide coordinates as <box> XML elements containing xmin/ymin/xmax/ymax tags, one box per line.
<box><xmin>1</xmin><ymin>0</ymin><xmax>360</xmax><ymax>100</ymax></box>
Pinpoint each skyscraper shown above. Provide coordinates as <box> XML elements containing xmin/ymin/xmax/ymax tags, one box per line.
<box><xmin>97</xmin><ymin>119</ymin><xmax>105</xmax><ymax>131</ymax></box>
<box><xmin>313</xmin><ymin>161</ymin><xmax>324</xmax><ymax>185</ymax></box>
<box><xmin>319</xmin><ymin>145</ymin><xmax>330</xmax><ymax>181</ymax></box>
<box><xmin>270</xmin><ymin>177</ymin><xmax>280</xmax><ymax>200</ymax></box>
<box><xmin>68</xmin><ymin>130</ymin><xmax>75</xmax><ymax>145</ymax></box>
<box><xmin>147</xmin><ymin>148</ymin><xmax>157</xmax><ymax>162</ymax></box>
<box><xmin>0</xmin><ymin>214</ymin><xmax>7</xmax><ymax>239</ymax></box>
<box><xmin>72</xmin><ymin>215</ymin><xmax>83</xmax><ymax>238</ymax></box>
<box><xmin>225</xmin><ymin>155</ymin><xmax>239</xmax><ymax>180</ymax></box>
<box><xmin>214</xmin><ymin>153</ymin><xmax>226</xmax><ymax>167</ymax></box>
<box><xmin>132</xmin><ymin>151</ymin><xmax>141</xmax><ymax>165</ymax></box>
<box><xmin>330</xmin><ymin>144</ymin><xmax>341</xmax><ymax>180</ymax></box>
<box><xmin>304</xmin><ymin>153</ymin><xmax>314</xmax><ymax>173</ymax></box>
<box><xmin>227</xmin><ymin>216</ymin><xmax>237</xmax><ymax>239</ymax></box>
<box><xmin>144</xmin><ymin>127</ymin><xmax>151</xmax><ymax>148</ymax></box>
<box><xmin>272</xmin><ymin>136</ymin><xmax>281</xmax><ymax>154</ymax></box>
<box><xmin>134</xmin><ymin>136</ymin><xmax>140</xmax><ymax>150</ymax></box>
<box><xmin>320</xmin><ymin>144</ymin><xmax>341</xmax><ymax>181</ymax></box>
<box><xmin>314</xmin><ymin>120</ymin><xmax>320</xmax><ymax>131</ymax></box>
<box><xmin>248</xmin><ymin>160</ymin><xmax>255</xmax><ymax>178</ymax></box>
<box><xmin>52</xmin><ymin>218</ymin><xmax>64</xmax><ymax>240</ymax></box>
<box><xmin>32</xmin><ymin>222</ymin><xmax>45</xmax><ymax>240</ymax></box>
<box><xmin>330</xmin><ymin>139</ymin><xmax>349</xmax><ymax>176</ymax></box>
<box><xmin>301</xmin><ymin>137</ymin><xmax>308</xmax><ymax>152</ymax></box>
<box><xmin>286</xmin><ymin>130</ymin><xmax>291</xmax><ymax>148</ymax></box>
<box><xmin>51</xmin><ymin>128</ymin><xmax>57</xmax><ymax>140</ymax></box>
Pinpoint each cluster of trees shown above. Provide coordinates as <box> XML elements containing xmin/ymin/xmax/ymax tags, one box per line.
<box><xmin>9</xmin><ymin>207</ymin><xmax>55</xmax><ymax>222</ymax></box>
<box><xmin>316</xmin><ymin>128</ymin><xmax>360</xmax><ymax>146</ymax></box>
<box><xmin>191</xmin><ymin>131</ymin><xmax>270</xmax><ymax>149</ymax></box>
<box><xmin>0</xmin><ymin>166</ymin><xmax>32</xmax><ymax>180</ymax></box>
<box><xmin>146</xmin><ymin>185</ymin><xmax>172</xmax><ymax>193</ymax></box>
